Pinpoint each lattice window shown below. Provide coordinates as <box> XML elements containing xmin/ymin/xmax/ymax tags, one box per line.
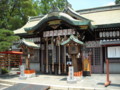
<box><xmin>94</xmin><ymin>48</ymin><xmax>101</xmax><ymax>65</ymax></box>
<box><xmin>86</xmin><ymin>47</ymin><xmax>101</xmax><ymax>65</ymax></box>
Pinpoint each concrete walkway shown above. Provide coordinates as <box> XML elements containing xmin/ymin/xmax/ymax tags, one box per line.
<box><xmin>0</xmin><ymin>73</ymin><xmax>120</xmax><ymax>90</ymax></box>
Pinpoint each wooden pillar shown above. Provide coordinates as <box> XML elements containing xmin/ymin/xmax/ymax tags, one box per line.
<box><xmin>71</xmin><ymin>55</ymin><xmax>78</xmax><ymax>72</ymax></box>
<box><xmin>81</xmin><ymin>52</ymin><xmax>84</xmax><ymax>72</ymax></box>
<box><xmin>88</xmin><ymin>51</ymin><xmax>92</xmax><ymax>75</ymax></box>
<box><xmin>25</xmin><ymin>54</ymin><xmax>30</xmax><ymax>70</ymax></box>
<box><xmin>89</xmin><ymin>56</ymin><xmax>92</xmax><ymax>75</ymax></box>
<box><xmin>51</xmin><ymin>37</ymin><xmax>54</xmax><ymax>72</ymax></box>
<box><xmin>20</xmin><ymin>55</ymin><xmax>22</xmax><ymax>65</ymax></box>
<box><xmin>45</xmin><ymin>38</ymin><xmax>48</xmax><ymax>73</ymax></box>
<box><xmin>58</xmin><ymin>44</ymin><xmax>61</xmax><ymax>74</ymax></box>
<box><xmin>63</xmin><ymin>36</ymin><xmax>67</xmax><ymax>73</ymax></box>
<box><xmin>64</xmin><ymin>45</ymin><xmax>66</xmax><ymax>73</ymax></box>
<box><xmin>41</xmin><ymin>44</ymin><xmax>44</xmax><ymax>72</ymax></box>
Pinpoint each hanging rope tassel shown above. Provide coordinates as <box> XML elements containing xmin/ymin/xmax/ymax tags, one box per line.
<box><xmin>57</xmin><ymin>36</ymin><xmax>61</xmax><ymax>75</ymax></box>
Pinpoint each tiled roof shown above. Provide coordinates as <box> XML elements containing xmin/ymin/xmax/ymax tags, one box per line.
<box><xmin>14</xmin><ymin>5</ymin><xmax>120</xmax><ymax>35</ymax></box>
<box><xmin>80</xmin><ymin>9</ymin><xmax>120</xmax><ymax>25</ymax></box>
<box><xmin>61</xmin><ymin>35</ymin><xmax>84</xmax><ymax>45</ymax></box>
<box><xmin>20</xmin><ymin>39</ymin><xmax>40</xmax><ymax>48</ymax></box>
<box><xmin>14</xmin><ymin>20</ymin><xmax>40</xmax><ymax>35</ymax></box>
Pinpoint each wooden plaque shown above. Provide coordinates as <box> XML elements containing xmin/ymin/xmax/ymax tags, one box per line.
<box><xmin>68</xmin><ymin>46</ymin><xmax>79</xmax><ymax>54</ymax></box>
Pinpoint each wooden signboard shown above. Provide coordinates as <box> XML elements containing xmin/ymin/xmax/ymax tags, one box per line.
<box><xmin>68</xmin><ymin>46</ymin><xmax>79</xmax><ymax>55</ymax></box>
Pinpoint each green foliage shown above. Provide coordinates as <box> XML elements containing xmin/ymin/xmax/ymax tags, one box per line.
<box><xmin>33</xmin><ymin>0</ymin><xmax>67</xmax><ymax>15</ymax></box>
<box><xmin>115</xmin><ymin>0</ymin><xmax>120</xmax><ymax>4</ymax></box>
<box><xmin>0</xmin><ymin>0</ymin><xmax>68</xmax><ymax>52</ymax></box>
<box><xmin>1</xmin><ymin>68</ymin><xmax>9</xmax><ymax>74</ymax></box>
<box><xmin>0</xmin><ymin>0</ymin><xmax>37</xmax><ymax>30</ymax></box>
<box><xmin>0</xmin><ymin>29</ymin><xmax>20</xmax><ymax>51</ymax></box>
<box><xmin>0</xmin><ymin>0</ymin><xmax>68</xmax><ymax>30</ymax></box>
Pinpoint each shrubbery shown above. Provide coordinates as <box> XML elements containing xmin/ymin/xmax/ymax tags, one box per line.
<box><xmin>1</xmin><ymin>68</ymin><xmax>9</xmax><ymax>74</ymax></box>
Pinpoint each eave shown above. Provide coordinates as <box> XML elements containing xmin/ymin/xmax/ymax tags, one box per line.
<box><xmin>61</xmin><ymin>35</ymin><xmax>84</xmax><ymax>45</ymax></box>
<box><xmin>24</xmin><ymin>12</ymin><xmax>91</xmax><ymax>34</ymax></box>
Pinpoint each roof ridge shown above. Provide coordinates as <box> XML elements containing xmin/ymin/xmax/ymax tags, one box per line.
<box><xmin>28</xmin><ymin>15</ymin><xmax>44</xmax><ymax>21</ymax></box>
<box><xmin>76</xmin><ymin>4</ymin><xmax>120</xmax><ymax>14</ymax></box>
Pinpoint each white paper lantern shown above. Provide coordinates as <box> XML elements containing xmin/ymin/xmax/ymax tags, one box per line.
<box><xmin>102</xmin><ymin>32</ymin><xmax>105</xmax><ymax>37</ymax></box>
<box><xmin>113</xmin><ymin>31</ymin><xmax>116</xmax><ymax>37</ymax></box>
<box><xmin>105</xmin><ymin>32</ymin><xmax>109</xmax><ymax>37</ymax></box>
<box><xmin>99</xmin><ymin>32</ymin><xmax>102</xmax><ymax>37</ymax></box>
<box><xmin>117</xmin><ymin>31</ymin><xmax>119</xmax><ymax>37</ymax></box>
<box><xmin>110</xmin><ymin>32</ymin><xmax>112</xmax><ymax>37</ymax></box>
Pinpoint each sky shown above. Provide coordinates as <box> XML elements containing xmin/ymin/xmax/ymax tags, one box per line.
<box><xmin>68</xmin><ymin>0</ymin><xmax>115</xmax><ymax>10</ymax></box>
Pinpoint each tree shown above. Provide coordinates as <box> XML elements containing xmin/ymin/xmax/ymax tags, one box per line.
<box><xmin>33</xmin><ymin>0</ymin><xmax>68</xmax><ymax>15</ymax></box>
<box><xmin>115</xmin><ymin>0</ymin><xmax>120</xmax><ymax>4</ymax></box>
<box><xmin>0</xmin><ymin>29</ymin><xmax>19</xmax><ymax>51</ymax></box>
<box><xmin>0</xmin><ymin>0</ymin><xmax>9</xmax><ymax>29</ymax></box>
<box><xmin>0</xmin><ymin>0</ymin><xmax>37</xmax><ymax>30</ymax></box>
<box><xmin>0</xmin><ymin>0</ymin><xmax>70</xmax><ymax>30</ymax></box>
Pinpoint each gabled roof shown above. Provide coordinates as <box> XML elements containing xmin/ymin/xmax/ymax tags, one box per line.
<box><xmin>14</xmin><ymin>7</ymin><xmax>91</xmax><ymax>35</ymax></box>
<box><xmin>14</xmin><ymin>20</ymin><xmax>40</xmax><ymax>35</ymax></box>
<box><xmin>19</xmin><ymin>39</ymin><xmax>40</xmax><ymax>48</ymax></box>
<box><xmin>13</xmin><ymin>5</ymin><xmax>120</xmax><ymax>35</ymax></box>
<box><xmin>24</xmin><ymin>12</ymin><xmax>91</xmax><ymax>34</ymax></box>
<box><xmin>61</xmin><ymin>35</ymin><xmax>84</xmax><ymax>45</ymax></box>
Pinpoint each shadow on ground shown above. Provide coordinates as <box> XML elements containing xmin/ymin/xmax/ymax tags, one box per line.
<box><xmin>0</xmin><ymin>74</ymin><xmax>19</xmax><ymax>79</ymax></box>
<box><xmin>60</xmin><ymin>77</ymin><xmax>67</xmax><ymax>81</ymax></box>
<box><xmin>97</xmin><ymin>83</ymin><xmax>120</xmax><ymax>87</ymax></box>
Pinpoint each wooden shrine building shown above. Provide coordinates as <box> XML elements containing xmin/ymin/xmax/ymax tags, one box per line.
<box><xmin>13</xmin><ymin>4</ymin><xmax>120</xmax><ymax>74</ymax></box>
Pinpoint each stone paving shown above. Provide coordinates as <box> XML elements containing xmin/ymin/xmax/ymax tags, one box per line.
<box><xmin>4</xmin><ymin>83</ymin><xmax>50</xmax><ymax>90</ymax></box>
<box><xmin>0</xmin><ymin>74</ymin><xmax>120</xmax><ymax>90</ymax></box>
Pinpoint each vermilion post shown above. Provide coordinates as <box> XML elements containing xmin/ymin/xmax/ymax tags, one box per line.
<box><xmin>104</xmin><ymin>59</ymin><xmax>111</xmax><ymax>87</ymax></box>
